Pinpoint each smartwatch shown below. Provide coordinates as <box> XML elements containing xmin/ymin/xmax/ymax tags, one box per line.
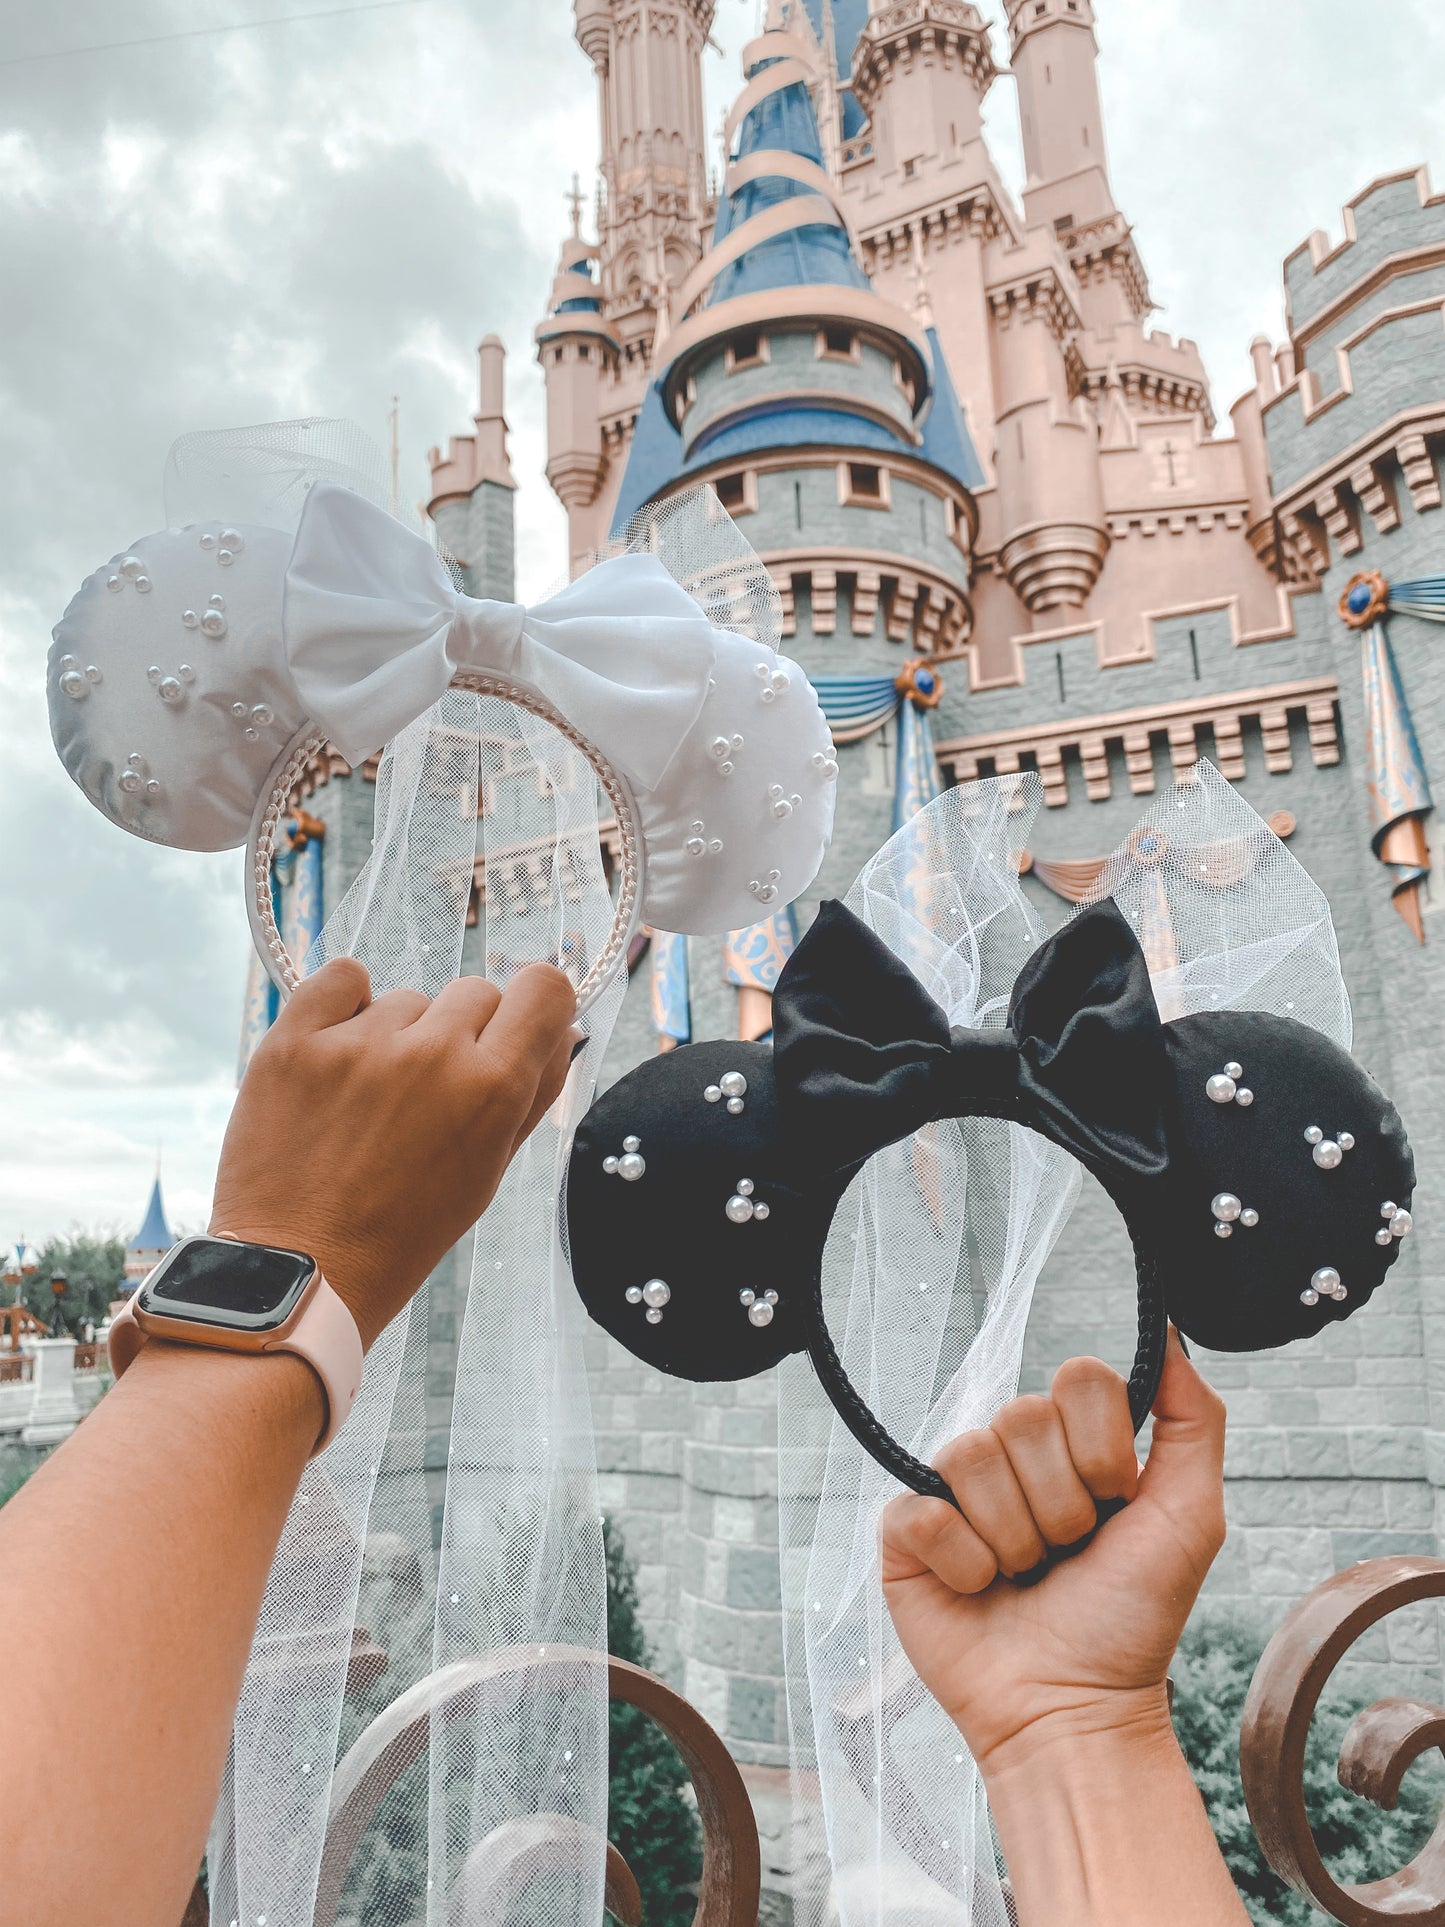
<box><xmin>108</xmin><ymin>1233</ymin><xmax>363</xmax><ymax>1455</ymax></box>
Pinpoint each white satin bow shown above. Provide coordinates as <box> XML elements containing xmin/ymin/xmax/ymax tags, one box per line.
<box><xmin>284</xmin><ymin>483</ymin><xmax>719</xmax><ymax>788</ymax></box>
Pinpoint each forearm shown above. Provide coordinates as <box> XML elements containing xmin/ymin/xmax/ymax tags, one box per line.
<box><xmin>0</xmin><ymin>1341</ymin><xmax>320</xmax><ymax>1927</ymax></box>
<box><xmin>984</xmin><ymin>1690</ymin><xmax>1250</xmax><ymax>1927</ymax></box>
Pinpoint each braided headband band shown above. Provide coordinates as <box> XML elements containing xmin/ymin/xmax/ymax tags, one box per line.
<box><xmin>566</xmin><ymin>783</ymin><xmax>1416</xmax><ymax>1505</ymax></box>
<box><xmin>247</xmin><ymin>670</ymin><xmax>646</xmax><ymax>1015</ymax></box>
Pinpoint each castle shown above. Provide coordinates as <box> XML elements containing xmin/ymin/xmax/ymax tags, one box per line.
<box><xmin>247</xmin><ymin>0</ymin><xmax>1445</xmax><ymax>1906</ymax></box>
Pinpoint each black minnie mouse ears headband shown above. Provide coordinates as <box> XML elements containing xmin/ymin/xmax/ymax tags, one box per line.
<box><xmin>566</xmin><ymin>792</ymin><xmax>1416</xmax><ymax>1506</ymax></box>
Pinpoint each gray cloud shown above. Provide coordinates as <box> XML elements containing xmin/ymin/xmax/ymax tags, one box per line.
<box><xmin>3</xmin><ymin>0</ymin><xmax>1443</xmax><ymax>1232</ymax></box>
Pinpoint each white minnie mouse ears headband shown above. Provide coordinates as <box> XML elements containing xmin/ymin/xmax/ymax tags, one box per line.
<box><xmin>49</xmin><ymin>420</ymin><xmax>837</xmax><ymax>1009</ymax></box>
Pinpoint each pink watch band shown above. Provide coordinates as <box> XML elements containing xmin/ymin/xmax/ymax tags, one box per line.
<box><xmin>108</xmin><ymin>1262</ymin><xmax>363</xmax><ymax>1456</ymax></box>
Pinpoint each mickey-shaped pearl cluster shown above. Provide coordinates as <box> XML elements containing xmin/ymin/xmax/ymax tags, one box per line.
<box><xmin>704</xmin><ymin>1071</ymin><xmax>748</xmax><ymax>1115</ymax></box>
<box><xmin>117</xmin><ymin>752</ymin><xmax>162</xmax><ymax>800</ymax></box>
<box><xmin>724</xmin><ymin>1178</ymin><xmax>770</xmax><ymax>1224</ymax></box>
<box><xmin>811</xmin><ymin>749</ymin><xmax>839</xmax><ymax>782</ymax></box>
<box><xmin>1304</xmin><ymin>1124</ymin><xmax>1354</xmax><ymax>1170</ymax></box>
<box><xmin>625</xmin><ymin>1278</ymin><xmax>671</xmax><ymax>1325</ymax></box>
<box><xmin>107</xmin><ymin>555</ymin><xmax>153</xmax><ymax>595</ymax></box>
<box><xmin>199</xmin><ymin>528</ymin><xmax>246</xmax><ymax>566</ymax></box>
<box><xmin>57</xmin><ymin>655</ymin><xmax>103</xmax><ymax>701</ymax></box>
<box><xmin>183</xmin><ymin>593</ymin><xmax>229</xmax><ymax>640</ymax></box>
<box><xmin>147</xmin><ymin>661</ymin><xmax>197</xmax><ymax>706</ymax></box>
<box><xmin>1301</xmin><ymin>1267</ymin><xmax>1347</xmax><ymax>1308</ymax></box>
<box><xmin>740</xmin><ymin>1287</ymin><xmax>779</xmax><ymax>1329</ymax></box>
<box><xmin>685</xmin><ymin>819</ymin><xmax>725</xmax><ymax>858</ymax></box>
<box><xmin>1211</xmin><ymin>1192</ymin><xmax>1258</xmax><ymax>1238</ymax></box>
<box><xmin>710</xmin><ymin>733</ymin><xmax>744</xmax><ymax>777</ymax></box>
<box><xmin>1206</xmin><ymin>1061</ymin><xmax>1254</xmax><ymax>1107</ymax></box>
<box><xmin>1377</xmin><ymin>1201</ymin><xmax>1414</xmax><ymax>1246</ymax></box>
<box><xmin>603</xmin><ymin>1136</ymin><xmax>646</xmax><ymax>1181</ymax></box>
<box><xmin>747</xmin><ymin>870</ymin><xmax>782</xmax><ymax>906</ymax></box>
<box><xmin>768</xmin><ymin>783</ymin><xmax>802</xmax><ymax>821</ymax></box>
<box><xmin>755</xmin><ymin>662</ymin><xmax>791</xmax><ymax>704</ymax></box>
<box><xmin>230</xmin><ymin>700</ymin><xmax>276</xmax><ymax>744</ymax></box>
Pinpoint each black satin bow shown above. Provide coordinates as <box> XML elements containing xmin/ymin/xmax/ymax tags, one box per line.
<box><xmin>773</xmin><ymin>897</ymin><xmax>1169</xmax><ymax>1183</ymax></box>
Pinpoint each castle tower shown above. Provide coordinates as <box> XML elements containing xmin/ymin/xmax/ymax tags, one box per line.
<box><xmin>536</xmin><ymin>242</ymin><xmax>622</xmax><ymax>570</ymax></box>
<box><xmin>125</xmin><ymin>1172</ymin><xmax>175</xmax><ymax>1285</ymax></box>
<box><xmin>425</xmin><ymin>336</ymin><xmax>519</xmax><ymax>601</ymax></box>
<box><xmin>1006</xmin><ymin>0</ymin><xmax>1112</xmax><ymax>234</ymax></box>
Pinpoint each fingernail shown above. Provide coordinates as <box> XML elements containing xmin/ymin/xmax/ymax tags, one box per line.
<box><xmin>569</xmin><ymin>1034</ymin><xmax>588</xmax><ymax>1064</ymax></box>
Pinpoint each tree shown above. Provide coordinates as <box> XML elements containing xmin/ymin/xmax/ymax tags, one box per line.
<box><xmin>17</xmin><ymin>1231</ymin><xmax>126</xmax><ymax>1336</ymax></box>
<box><xmin>604</xmin><ymin>1516</ymin><xmax>703</xmax><ymax>1927</ymax></box>
<box><xmin>1172</xmin><ymin>1613</ymin><xmax>1445</xmax><ymax>1925</ymax></box>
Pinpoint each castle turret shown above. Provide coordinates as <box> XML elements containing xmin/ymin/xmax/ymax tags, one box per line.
<box><xmin>125</xmin><ymin>1172</ymin><xmax>175</xmax><ymax>1285</ymax></box>
<box><xmin>1006</xmin><ymin>0</ymin><xmax>1110</xmax><ymax>231</ymax></box>
<box><xmin>426</xmin><ymin>335</ymin><xmax>520</xmax><ymax>600</ymax></box>
<box><xmin>536</xmin><ymin>242</ymin><xmax>622</xmax><ymax>571</ymax></box>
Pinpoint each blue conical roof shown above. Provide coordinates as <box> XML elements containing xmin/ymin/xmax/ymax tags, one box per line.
<box><xmin>919</xmin><ymin>327</ymin><xmax>986</xmax><ymax>491</ymax></box>
<box><xmin>801</xmin><ymin>0</ymin><xmax>869</xmax><ymax>137</ymax></box>
<box><xmin>129</xmin><ymin>1176</ymin><xmax>175</xmax><ymax>1253</ymax></box>
<box><xmin>709</xmin><ymin>55</ymin><xmax>869</xmax><ymax>304</ymax></box>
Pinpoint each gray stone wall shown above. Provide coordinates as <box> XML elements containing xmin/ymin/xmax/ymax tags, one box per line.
<box><xmin>682</xmin><ymin>328</ymin><xmax>913</xmax><ymax>458</ymax></box>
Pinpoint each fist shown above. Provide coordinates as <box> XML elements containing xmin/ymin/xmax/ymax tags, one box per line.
<box><xmin>210</xmin><ymin>958</ymin><xmax>579</xmax><ymax>1350</ymax></box>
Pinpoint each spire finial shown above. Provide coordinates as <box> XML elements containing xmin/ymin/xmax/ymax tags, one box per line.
<box><xmin>566</xmin><ymin>172</ymin><xmax>586</xmax><ymax>238</ymax></box>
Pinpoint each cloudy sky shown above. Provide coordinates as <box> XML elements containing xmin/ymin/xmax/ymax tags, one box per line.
<box><xmin>2</xmin><ymin>0</ymin><xmax>1443</xmax><ymax>1247</ymax></box>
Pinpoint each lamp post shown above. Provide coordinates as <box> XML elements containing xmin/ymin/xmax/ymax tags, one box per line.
<box><xmin>49</xmin><ymin>1270</ymin><xmax>69</xmax><ymax>1341</ymax></box>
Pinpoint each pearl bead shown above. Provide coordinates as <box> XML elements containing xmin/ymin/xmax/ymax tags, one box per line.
<box><xmin>748</xmin><ymin>1301</ymin><xmax>774</xmax><ymax>1327</ymax></box>
<box><xmin>1382</xmin><ymin>1202</ymin><xmax>1398</xmax><ymax>1219</ymax></box>
<box><xmin>753</xmin><ymin>1202</ymin><xmax>770</xmax><ymax>1221</ymax></box>
<box><xmin>59</xmin><ymin>670</ymin><xmax>87</xmax><ymax>699</ymax></box>
<box><xmin>686</xmin><ymin>836</ymin><xmax>706</xmax><ymax>856</ymax></box>
<box><xmin>740</xmin><ymin>1289</ymin><xmax>755</xmax><ymax>1305</ymax></box>
<box><xmin>178</xmin><ymin>663</ymin><xmax>194</xmax><ymax>681</ymax></box>
<box><xmin>201</xmin><ymin>611</ymin><xmax>226</xmax><ymax>637</ymax></box>
<box><xmin>727</xmin><ymin>1097</ymin><xmax>744</xmax><ymax>1115</ymax></box>
<box><xmin>147</xmin><ymin>665</ymin><xmax>161</xmax><ymax>683</ymax></box>
<box><xmin>1206</xmin><ymin>1074</ymin><xmax>1237</xmax><ymax>1104</ymax></box>
<box><xmin>755</xmin><ymin>663</ymin><xmax>770</xmax><ymax>681</ymax></box>
<box><xmin>642</xmin><ymin>1279</ymin><xmax>670</xmax><ymax>1308</ymax></box>
<box><xmin>1313</xmin><ymin>1140</ymin><xmax>1343</xmax><ymax>1170</ymax></box>
<box><xmin>199</xmin><ymin>533</ymin><xmax>216</xmax><ymax>550</ymax></box>
<box><xmin>209</xmin><ymin>594</ymin><xmax>224</xmax><ymax>608</ymax></box>
<box><xmin>617</xmin><ymin>1152</ymin><xmax>646</xmax><ymax>1181</ymax></box>
<box><xmin>712</xmin><ymin>737</ymin><xmax>732</xmax><ymax>759</ymax></box>
<box><xmin>719</xmin><ymin>761</ymin><xmax>734</xmax><ymax>775</ymax></box>
<box><xmin>726</xmin><ymin>1194</ymin><xmax>754</xmax><ymax>1224</ymax></box>
<box><xmin>1304</xmin><ymin>1126</ymin><xmax>1323</xmax><ymax>1144</ymax></box>
<box><xmin>757</xmin><ymin>885</ymin><xmax>777</xmax><ymax>903</ymax></box>
<box><xmin>626</xmin><ymin>1286</ymin><xmax>643</xmax><ymax>1304</ymax></box>
<box><xmin>158</xmin><ymin>677</ymin><xmax>184</xmax><ymax>703</ymax></box>
<box><xmin>708</xmin><ymin>838</ymin><xmax>723</xmax><ymax>855</ymax></box>
<box><xmin>220</xmin><ymin>529</ymin><xmax>243</xmax><ymax>552</ymax></box>
<box><xmin>128</xmin><ymin>753</ymin><xmax>145</xmax><ymax>769</ymax></box>
<box><xmin>822</xmin><ymin>759</ymin><xmax>838</xmax><ymax>779</ymax></box>
<box><xmin>1212</xmin><ymin>1193</ymin><xmax>1242</xmax><ymax>1223</ymax></box>
<box><xmin>1339</xmin><ymin>1131</ymin><xmax>1355</xmax><ymax>1150</ymax></box>
<box><xmin>145</xmin><ymin>778</ymin><xmax>161</xmax><ymax>796</ymax></box>
<box><xmin>623</xmin><ymin>1136</ymin><xmax>640</xmax><ymax>1152</ymax></box>
<box><xmin>603</xmin><ymin>1156</ymin><xmax>619</xmax><ymax>1174</ymax></box>
<box><xmin>1214</xmin><ymin>1222</ymin><xmax>1233</xmax><ymax>1239</ymax></box>
<box><xmin>135</xmin><ymin>575</ymin><xmax>152</xmax><ymax>593</ymax></box>
<box><xmin>1240</xmin><ymin>1208</ymin><xmax>1258</xmax><ymax>1228</ymax></box>
<box><xmin>770</xmin><ymin>670</ymin><xmax>790</xmax><ymax>693</ymax></box>
<box><xmin>182</xmin><ymin>610</ymin><xmax>199</xmax><ymax>628</ymax></box>
<box><xmin>704</xmin><ymin>1086</ymin><xmax>722</xmax><ymax>1104</ymax></box>
<box><xmin>772</xmin><ymin>800</ymin><xmax>793</xmax><ymax>820</ymax></box>
<box><xmin>691</xmin><ymin>820</ymin><xmax>704</xmax><ymax>833</ymax></box>
<box><xmin>120</xmin><ymin>556</ymin><xmax>143</xmax><ymax>577</ymax></box>
<box><xmin>720</xmin><ymin>1073</ymin><xmax>747</xmax><ymax>1098</ymax></box>
<box><xmin>218</xmin><ymin>550</ymin><xmax>235</xmax><ymax>566</ymax></box>
<box><xmin>760</xmin><ymin>687</ymin><xmax>776</xmax><ymax>704</ymax></box>
<box><xmin>252</xmin><ymin>705</ymin><xmax>273</xmax><ymax>726</ymax></box>
<box><xmin>107</xmin><ymin>575</ymin><xmax>122</xmax><ymax>592</ymax></box>
<box><xmin>1392</xmin><ymin>1210</ymin><xmax>1413</xmax><ymax>1238</ymax></box>
<box><xmin>119</xmin><ymin>771</ymin><xmax>142</xmax><ymax>793</ymax></box>
<box><xmin>764</xmin><ymin>1289</ymin><xmax>778</xmax><ymax>1304</ymax></box>
<box><xmin>1376</xmin><ymin>1228</ymin><xmax>1394</xmax><ymax>1247</ymax></box>
<box><xmin>1235</xmin><ymin>1089</ymin><xmax>1254</xmax><ymax>1107</ymax></box>
<box><xmin>645</xmin><ymin>1308</ymin><xmax>663</xmax><ymax>1324</ymax></box>
<box><xmin>737</xmin><ymin>1178</ymin><xmax>754</xmax><ymax>1196</ymax></box>
<box><xmin>231</xmin><ymin>702</ymin><xmax>249</xmax><ymax>720</ymax></box>
<box><xmin>770</xmin><ymin>784</ymin><xmax>784</xmax><ymax>800</ymax></box>
<box><xmin>1300</xmin><ymin>1287</ymin><xmax>1319</xmax><ymax>1307</ymax></box>
<box><xmin>1312</xmin><ymin>1267</ymin><xmax>1341</xmax><ymax>1296</ymax></box>
<box><xmin>1224</xmin><ymin>1062</ymin><xmax>1243</xmax><ymax>1080</ymax></box>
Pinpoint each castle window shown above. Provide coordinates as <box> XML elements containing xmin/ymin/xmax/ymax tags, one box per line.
<box><xmin>725</xmin><ymin>329</ymin><xmax>769</xmax><ymax>372</ymax></box>
<box><xmin>713</xmin><ymin>470</ymin><xmax>757</xmax><ymax>515</ymax></box>
<box><xmin>839</xmin><ymin>461</ymin><xmax>891</xmax><ymax>509</ymax></box>
<box><xmin>1054</xmin><ymin>214</ymin><xmax>1074</xmax><ymax>236</ymax></box>
<box><xmin>816</xmin><ymin>324</ymin><xmax>860</xmax><ymax>363</ymax></box>
<box><xmin>579</xmin><ymin>344</ymin><xmax>590</xmax><ymax>360</ymax></box>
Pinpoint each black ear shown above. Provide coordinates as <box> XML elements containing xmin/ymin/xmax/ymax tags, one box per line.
<box><xmin>1149</xmin><ymin>1011</ymin><xmax>1414</xmax><ymax>1353</ymax></box>
<box><xmin>566</xmin><ymin>1039</ymin><xmax>823</xmax><ymax>1381</ymax></box>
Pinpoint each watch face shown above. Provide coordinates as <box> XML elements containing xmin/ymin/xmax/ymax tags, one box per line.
<box><xmin>141</xmin><ymin>1235</ymin><xmax>315</xmax><ymax>1333</ymax></box>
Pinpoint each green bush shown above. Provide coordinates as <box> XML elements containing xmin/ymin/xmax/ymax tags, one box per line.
<box><xmin>1172</xmin><ymin>1614</ymin><xmax>1445</xmax><ymax>1925</ymax></box>
<box><xmin>604</xmin><ymin>1516</ymin><xmax>703</xmax><ymax>1927</ymax></box>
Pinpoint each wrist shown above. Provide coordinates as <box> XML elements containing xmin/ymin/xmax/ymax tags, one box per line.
<box><xmin>122</xmin><ymin>1334</ymin><xmax>324</xmax><ymax>1454</ymax></box>
<box><xmin>974</xmin><ymin>1683</ymin><xmax>1177</xmax><ymax>1792</ymax></box>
